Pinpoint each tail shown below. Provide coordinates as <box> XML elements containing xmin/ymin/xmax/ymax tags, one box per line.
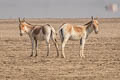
<box><xmin>48</xmin><ymin>23</ymin><xmax>65</xmax><ymax>42</ymax></box>
<box><xmin>57</xmin><ymin>23</ymin><xmax>66</xmax><ymax>33</ymax></box>
<box><xmin>58</xmin><ymin>23</ymin><xmax>66</xmax><ymax>42</ymax></box>
<box><xmin>48</xmin><ymin>24</ymin><xmax>57</xmax><ymax>42</ymax></box>
<box><xmin>47</xmin><ymin>24</ymin><xmax>56</xmax><ymax>34</ymax></box>
<box><xmin>49</xmin><ymin>25</ymin><xmax>59</xmax><ymax>56</ymax></box>
<box><xmin>59</xmin><ymin>29</ymin><xmax>64</xmax><ymax>42</ymax></box>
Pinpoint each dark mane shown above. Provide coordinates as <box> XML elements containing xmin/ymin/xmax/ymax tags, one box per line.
<box><xmin>84</xmin><ymin>21</ymin><xmax>92</xmax><ymax>26</ymax></box>
<box><xmin>46</xmin><ymin>24</ymin><xmax>51</xmax><ymax>26</ymax></box>
<box><xmin>25</xmin><ymin>21</ymin><xmax>33</xmax><ymax>26</ymax></box>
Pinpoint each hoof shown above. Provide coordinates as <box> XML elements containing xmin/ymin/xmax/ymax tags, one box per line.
<box><xmin>79</xmin><ymin>54</ymin><xmax>85</xmax><ymax>58</ymax></box>
<box><xmin>34</xmin><ymin>55</ymin><xmax>37</xmax><ymax>57</ymax></box>
<box><xmin>30</xmin><ymin>55</ymin><xmax>33</xmax><ymax>57</ymax></box>
<box><xmin>46</xmin><ymin>53</ymin><xmax>49</xmax><ymax>57</ymax></box>
<box><xmin>81</xmin><ymin>55</ymin><xmax>85</xmax><ymax>58</ymax></box>
<box><xmin>61</xmin><ymin>55</ymin><xmax>65</xmax><ymax>58</ymax></box>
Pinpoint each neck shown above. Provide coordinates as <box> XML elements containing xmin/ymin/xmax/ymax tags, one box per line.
<box><xmin>85</xmin><ymin>24</ymin><xmax>94</xmax><ymax>38</ymax></box>
<box><xmin>24</xmin><ymin>23</ymin><xmax>34</xmax><ymax>34</ymax></box>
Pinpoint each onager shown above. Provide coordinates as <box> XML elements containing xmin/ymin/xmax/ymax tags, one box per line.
<box><xmin>18</xmin><ymin>18</ymin><xmax>59</xmax><ymax>57</ymax></box>
<box><xmin>59</xmin><ymin>16</ymin><xmax>99</xmax><ymax>58</ymax></box>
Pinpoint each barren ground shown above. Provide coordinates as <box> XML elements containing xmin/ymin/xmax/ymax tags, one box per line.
<box><xmin>0</xmin><ymin>18</ymin><xmax>120</xmax><ymax>80</ymax></box>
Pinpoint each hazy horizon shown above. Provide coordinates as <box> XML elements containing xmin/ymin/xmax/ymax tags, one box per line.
<box><xmin>0</xmin><ymin>0</ymin><xmax>120</xmax><ymax>19</ymax></box>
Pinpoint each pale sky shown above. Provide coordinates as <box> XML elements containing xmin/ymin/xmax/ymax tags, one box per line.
<box><xmin>0</xmin><ymin>0</ymin><xmax>120</xmax><ymax>18</ymax></box>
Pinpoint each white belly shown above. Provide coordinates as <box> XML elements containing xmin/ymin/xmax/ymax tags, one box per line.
<box><xmin>69</xmin><ymin>30</ymin><xmax>85</xmax><ymax>40</ymax></box>
<box><xmin>69</xmin><ymin>35</ymin><xmax>81</xmax><ymax>40</ymax></box>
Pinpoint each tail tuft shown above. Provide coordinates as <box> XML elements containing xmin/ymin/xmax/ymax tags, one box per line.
<box><xmin>60</xmin><ymin>29</ymin><xmax>64</xmax><ymax>42</ymax></box>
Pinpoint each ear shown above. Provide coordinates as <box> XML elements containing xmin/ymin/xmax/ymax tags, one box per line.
<box><xmin>91</xmin><ymin>16</ymin><xmax>94</xmax><ymax>20</ymax></box>
<box><xmin>18</xmin><ymin>17</ymin><xmax>21</xmax><ymax>23</ymax></box>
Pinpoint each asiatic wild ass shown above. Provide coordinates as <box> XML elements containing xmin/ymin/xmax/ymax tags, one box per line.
<box><xmin>18</xmin><ymin>18</ymin><xmax>59</xmax><ymax>57</ymax></box>
<box><xmin>59</xmin><ymin>16</ymin><xmax>99</xmax><ymax>58</ymax></box>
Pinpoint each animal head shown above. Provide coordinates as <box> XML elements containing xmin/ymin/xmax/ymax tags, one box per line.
<box><xmin>19</xmin><ymin>18</ymin><xmax>32</xmax><ymax>36</ymax></box>
<box><xmin>91</xmin><ymin>16</ymin><xmax>99</xmax><ymax>34</ymax></box>
<box><xmin>18</xmin><ymin>18</ymin><xmax>25</xmax><ymax>36</ymax></box>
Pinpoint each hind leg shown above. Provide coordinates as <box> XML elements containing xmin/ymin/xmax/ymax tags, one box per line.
<box><xmin>46</xmin><ymin>42</ymin><xmax>50</xmax><ymax>56</ymax></box>
<box><xmin>30</xmin><ymin>38</ymin><xmax>34</xmax><ymax>57</ymax></box>
<box><xmin>51</xmin><ymin>31</ymin><xmax>59</xmax><ymax>57</ymax></box>
<box><xmin>61</xmin><ymin>37</ymin><xmax>69</xmax><ymax>58</ymax></box>
<box><xmin>35</xmin><ymin>39</ymin><xmax>38</xmax><ymax>57</ymax></box>
<box><xmin>52</xmin><ymin>38</ymin><xmax>59</xmax><ymax>57</ymax></box>
<box><xmin>79</xmin><ymin>37</ymin><xmax>86</xmax><ymax>58</ymax></box>
<box><xmin>45</xmin><ymin>34</ymin><xmax>51</xmax><ymax>56</ymax></box>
